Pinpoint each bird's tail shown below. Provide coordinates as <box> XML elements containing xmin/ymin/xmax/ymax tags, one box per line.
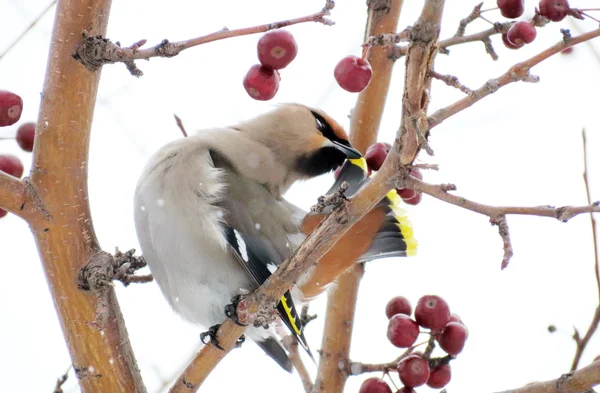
<box><xmin>298</xmin><ymin>158</ymin><xmax>417</xmax><ymax>300</ymax></box>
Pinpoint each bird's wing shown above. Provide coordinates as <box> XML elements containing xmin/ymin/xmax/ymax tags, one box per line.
<box><xmin>216</xmin><ymin>184</ymin><xmax>313</xmax><ymax>362</ymax></box>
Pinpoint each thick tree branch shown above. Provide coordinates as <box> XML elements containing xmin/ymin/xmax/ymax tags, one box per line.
<box><xmin>349</xmin><ymin>0</ymin><xmax>404</xmax><ymax>153</ymax></box>
<box><xmin>427</xmin><ymin>28</ymin><xmax>600</xmax><ymax>131</ymax></box>
<box><xmin>395</xmin><ymin>0</ymin><xmax>445</xmax><ymax>166</ymax></box>
<box><xmin>314</xmin><ymin>1</ymin><xmax>404</xmax><ymax>392</ymax></box>
<box><xmin>28</xmin><ymin>0</ymin><xmax>146</xmax><ymax>392</ymax></box>
<box><xmin>494</xmin><ymin>360</ymin><xmax>600</xmax><ymax>393</ymax></box>
<box><xmin>73</xmin><ymin>1</ymin><xmax>335</xmax><ymax>76</ymax></box>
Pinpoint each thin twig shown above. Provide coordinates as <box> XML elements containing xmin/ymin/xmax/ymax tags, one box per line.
<box><xmin>570</xmin><ymin>129</ymin><xmax>600</xmax><ymax>371</ymax></box>
<box><xmin>403</xmin><ymin>177</ymin><xmax>600</xmax><ymax>269</ymax></box>
<box><xmin>283</xmin><ymin>336</ymin><xmax>313</xmax><ymax>393</ymax></box>
<box><xmin>393</xmin><ymin>23</ymin><xmax>510</xmax><ymax>60</ymax></box>
<box><xmin>455</xmin><ymin>2</ymin><xmax>483</xmax><ymax>37</ymax></box>
<box><xmin>427</xmin><ymin>28</ymin><xmax>600</xmax><ymax>131</ymax></box>
<box><xmin>174</xmin><ymin>114</ymin><xmax>188</xmax><ymax>137</ymax></box>
<box><xmin>72</xmin><ymin>1</ymin><xmax>335</xmax><ymax>75</ymax></box>
<box><xmin>429</xmin><ymin>70</ymin><xmax>474</xmax><ymax>95</ymax></box>
<box><xmin>0</xmin><ymin>0</ymin><xmax>57</xmax><ymax>62</ymax></box>
<box><xmin>52</xmin><ymin>367</ymin><xmax>70</xmax><ymax>393</ymax></box>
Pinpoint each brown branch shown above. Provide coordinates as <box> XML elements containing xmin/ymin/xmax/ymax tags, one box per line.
<box><xmin>0</xmin><ymin>172</ymin><xmax>31</xmax><ymax>220</ymax></box>
<box><xmin>349</xmin><ymin>0</ymin><xmax>404</xmax><ymax>154</ymax></box>
<box><xmin>313</xmin><ymin>1</ymin><xmax>405</xmax><ymax>393</ymax></box>
<box><xmin>570</xmin><ymin>129</ymin><xmax>600</xmax><ymax>371</ymax></box>
<box><xmin>455</xmin><ymin>2</ymin><xmax>483</xmax><ymax>37</ymax></box>
<box><xmin>404</xmin><ymin>177</ymin><xmax>600</xmax><ymax>268</ymax></box>
<box><xmin>53</xmin><ymin>367</ymin><xmax>70</xmax><ymax>393</ymax></box>
<box><xmin>392</xmin><ymin>23</ymin><xmax>510</xmax><ymax>60</ymax></box>
<box><xmin>73</xmin><ymin>1</ymin><xmax>335</xmax><ymax>76</ymax></box>
<box><xmin>429</xmin><ymin>70</ymin><xmax>474</xmax><ymax>95</ymax></box>
<box><xmin>396</xmin><ymin>0</ymin><xmax>445</xmax><ymax>166</ymax></box>
<box><xmin>29</xmin><ymin>0</ymin><xmax>146</xmax><ymax>392</ymax></box>
<box><xmin>405</xmin><ymin>178</ymin><xmax>600</xmax><ymax>222</ymax></box>
<box><xmin>283</xmin><ymin>336</ymin><xmax>313</xmax><ymax>393</ymax></box>
<box><xmin>427</xmin><ymin>27</ymin><xmax>600</xmax><ymax>131</ymax></box>
<box><xmin>494</xmin><ymin>360</ymin><xmax>600</xmax><ymax>393</ymax></box>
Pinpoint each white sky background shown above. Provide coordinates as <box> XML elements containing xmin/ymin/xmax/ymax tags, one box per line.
<box><xmin>1</xmin><ymin>0</ymin><xmax>600</xmax><ymax>392</ymax></box>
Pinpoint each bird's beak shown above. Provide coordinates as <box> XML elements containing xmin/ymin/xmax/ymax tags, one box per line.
<box><xmin>331</xmin><ymin>140</ymin><xmax>362</xmax><ymax>159</ymax></box>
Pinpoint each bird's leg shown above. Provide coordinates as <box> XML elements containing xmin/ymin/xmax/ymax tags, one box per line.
<box><xmin>225</xmin><ymin>294</ymin><xmax>248</xmax><ymax>326</ymax></box>
<box><xmin>200</xmin><ymin>324</ymin><xmax>246</xmax><ymax>350</ymax></box>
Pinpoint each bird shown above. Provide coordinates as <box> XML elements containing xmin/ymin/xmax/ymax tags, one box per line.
<box><xmin>133</xmin><ymin>103</ymin><xmax>417</xmax><ymax>372</ymax></box>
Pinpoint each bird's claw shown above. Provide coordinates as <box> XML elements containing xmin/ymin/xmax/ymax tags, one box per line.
<box><xmin>200</xmin><ymin>324</ymin><xmax>225</xmax><ymax>350</ymax></box>
<box><xmin>225</xmin><ymin>294</ymin><xmax>248</xmax><ymax>326</ymax></box>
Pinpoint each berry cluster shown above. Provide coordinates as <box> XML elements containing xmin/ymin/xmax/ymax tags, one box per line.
<box><xmin>359</xmin><ymin>295</ymin><xmax>468</xmax><ymax>393</ymax></box>
<box><xmin>497</xmin><ymin>0</ymin><xmax>587</xmax><ymax>50</ymax></box>
<box><xmin>244</xmin><ymin>30</ymin><xmax>297</xmax><ymax>101</ymax></box>
<box><xmin>0</xmin><ymin>90</ymin><xmax>36</xmax><ymax>218</ymax></box>
<box><xmin>243</xmin><ymin>29</ymin><xmax>374</xmax><ymax>100</ymax></box>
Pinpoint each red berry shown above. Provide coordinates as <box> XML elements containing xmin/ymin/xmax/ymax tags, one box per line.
<box><xmin>359</xmin><ymin>377</ymin><xmax>392</xmax><ymax>393</ymax></box>
<box><xmin>398</xmin><ymin>355</ymin><xmax>430</xmax><ymax>387</ymax></box>
<box><xmin>439</xmin><ymin>322</ymin><xmax>469</xmax><ymax>355</ymax></box>
<box><xmin>539</xmin><ymin>0</ymin><xmax>570</xmax><ymax>22</ymax></box>
<box><xmin>497</xmin><ymin>0</ymin><xmax>524</xmax><ymax>18</ymax></box>
<box><xmin>0</xmin><ymin>155</ymin><xmax>24</xmax><ymax>178</ymax></box>
<box><xmin>385</xmin><ymin>296</ymin><xmax>412</xmax><ymax>319</ymax></box>
<box><xmin>448</xmin><ymin>313</ymin><xmax>463</xmax><ymax>324</ymax></box>
<box><xmin>365</xmin><ymin>142</ymin><xmax>391</xmax><ymax>171</ymax></box>
<box><xmin>0</xmin><ymin>209</ymin><xmax>7</xmax><ymax>218</ymax></box>
<box><xmin>398</xmin><ymin>388</ymin><xmax>416</xmax><ymax>393</ymax></box>
<box><xmin>415</xmin><ymin>295</ymin><xmax>450</xmax><ymax>330</ymax></box>
<box><xmin>501</xmin><ymin>32</ymin><xmax>524</xmax><ymax>49</ymax></box>
<box><xmin>334</xmin><ymin>56</ymin><xmax>373</xmax><ymax>93</ymax></box>
<box><xmin>0</xmin><ymin>90</ymin><xmax>23</xmax><ymax>127</ymax></box>
<box><xmin>243</xmin><ymin>65</ymin><xmax>280</xmax><ymax>101</ymax></box>
<box><xmin>427</xmin><ymin>364</ymin><xmax>452</xmax><ymax>388</ymax></box>
<box><xmin>507</xmin><ymin>22</ymin><xmax>537</xmax><ymax>45</ymax></box>
<box><xmin>397</xmin><ymin>169</ymin><xmax>423</xmax><ymax>205</ymax></box>
<box><xmin>257</xmin><ymin>30</ymin><xmax>298</xmax><ymax>70</ymax></box>
<box><xmin>16</xmin><ymin>122</ymin><xmax>35</xmax><ymax>152</ymax></box>
<box><xmin>403</xmin><ymin>192</ymin><xmax>422</xmax><ymax>206</ymax></box>
<box><xmin>387</xmin><ymin>314</ymin><xmax>419</xmax><ymax>348</ymax></box>
<box><xmin>561</xmin><ymin>47</ymin><xmax>574</xmax><ymax>54</ymax></box>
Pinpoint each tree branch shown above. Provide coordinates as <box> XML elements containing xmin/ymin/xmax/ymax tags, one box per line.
<box><xmin>72</xmin><ymin>1</ymin><xmax>335</xmax><ymax>76</ymax></box>
<box><xmin>494</xmin><ymin>360</ymin><xmax>600</xmax><ymax>393</ymax></box>
<box><xmin>392</xmin><ymin>22</ymin><xmax>511</xmax><ymax>60</ymax></box>
<box><xmin>314</xmin><ymin>1</ymin><xmax>405</xmax><ymax>392</ymax></box>
<box><xmin>283</xmin><ymin>336</ymin><xmax>313</xmax><ymax>393</ymax></box>
<box><xmin>28</xmin><ymin>0</ymin><xmax>146</xmax><ymax>392</ymax></box>
<box><xmin>427</xmin><ymin>27</ymin><xmax>600</xmax><ymax>131</ymax></box>
<box><xmin>0</xmin><ymin>172</ymin><xmax>30</xmax><ymax>220</ymax></box>
<box><xmin>403</xmin><ymin>176</ymin><xmax>600</xmax><ymax>268</ymax></box>
<box><xmin>570</xmin><ymin>129</ymin><xmax>600</xmax><ymax>371</ymax></box>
